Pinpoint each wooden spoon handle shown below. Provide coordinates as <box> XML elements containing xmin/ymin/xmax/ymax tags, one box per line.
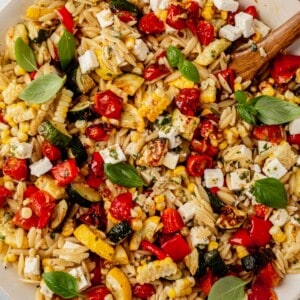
<box><xmin>229</xmin><ymin>11</ymin><xmax>300</xmax><ymax>81</ymax></box>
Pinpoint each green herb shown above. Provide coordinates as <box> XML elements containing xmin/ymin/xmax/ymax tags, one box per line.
<box><xmin>58</xmin><ymin>30</ymin><xmax>76</xmax><ymax>70</ymax></box>
<box><xmin>235</xmin><ymin>91</ymin><xmax>300</xmax><ymax>125</ymax></box>
<box><xmin>208</xmin><ymin>276</ymin><xmax>249</xmax><ymax>300</ymax></box>
<box><xmin>253</xmin><ymin>177</ymin><xmax>287</xmax><ymax>208</ymax></box>
<box><xmin>42</xmin><ymin>271</ymin><xmax>81</xmax><ymax>299</ymax></box>
<box><xmin>15</xmin><ymin>37</ymin><xmax>37</xmax><ymax>72</ymax></box>
<box><xmin>19</xmin><ymin>74</ymin><xmax>66</xmax><ymax>103</ymax></box>
<box><xmin>251</xmin><ymin>43</ymin><xmax>258</xmax><ymax>52</ymax></box>
<box><xmin>104</xmin><ymin>162</ymin><xmax>144</xmax><ymax>187</ymax></box>
<box><xmin>166</xmin><ymin>46</ymin><xmax>183</xmax><ymax>67</ymax></box>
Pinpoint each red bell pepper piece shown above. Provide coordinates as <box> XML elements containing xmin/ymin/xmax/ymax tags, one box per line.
<box><xmin>249</xmin><ymin>216</ymin><xmax>272</xmax><ymax>247</ymax></box>
<box><xmin>86</xmin><ymin>173</ymin><xmax>104</xmax><ymax>189</ymax></box>
<box><xmin>3</xmin><ymin>157</ymin><xmax>28</xmax><ymax>181</ymax></box>
<box><xmin>51</xmin><ymin>158</ymin><xmax>79</xmax><ymax>186</ymax></box>
<box><xmin>197</xmin><ymin>20</ymin><xmax>215</xmax><ymax>46</ymax></box>
<box><xmin>216</xmin><ymin>68</ymin><xmax>235</xmax><ymax>90</ymax></box>
<box><xmin>41</xmin><ymin>140</ymin><xmax>62</xmax><ymax>161</ymax></box>
<box><xmin>270</xmin><ymin>55</ymin><xmax>300</xmax><ymax>85</ymax></box>
<box><xmin>79</xmin><ymin>203</ymin><xmax>107</xmax><ymax>231</ymax></box>
<box><xmin>84</xmin><ymin>285</ymin><xmax>110</xmax><ymax>300</ymax></box>
<box><xmin>230</xmin><ymin>229</ymin><xmax>255</xmax><ymax>248</ymax></box>
<box><xmin>174</xmin><ymin>88</ymin><xmax>200</xmax><ymax>116</ymax></box>
<box><xmin>13</xmin><ymin>210</ymin><xmax>39</xmax><ymax>230</ymax></box>
<box><xmin>132</xmin><ymin>283</ymin><xmax>156</xmax><ymax>299</ymax></box>
<box><xmin>138</xmin><ymin>12</ymin><xmax>165</xmax><ymax>34</ymax></box>
<box><xmin>56</xmin><ymin>6</ymin><xmax>76</xmax><ymax>33</ymax></box>
<box><xmin>0</xmin><ymin>186</ymin><xmax>12</xmax><ymax>207</ymax></box>
<box><xmin>143</xmin><ymin>63</ymin><xmax>170</xmax><ymax>81</ymax></box>
<box><xmin>198</xmin><ymin>269</ymin><xmax>217</xmax><ymax>295</ymax></box>
<box><xmin>140</xmin><ymin>240</ymin><xmax>168</xmax><ymax>260</ymax></box>
<box><xmin>161</xmin><ymin>208</ymin><xmax>184</xmax><ymax>233</ymax></box>
<box><xmin>109</xmin><ymin>192</ymin><xmax>133</xmax><ymax>221</ymax></box>
<box><xmin>117</xmin><ymin>11</ymin><xmax>136</xmax><ymax>23</ymax></box>
<box><xmin>166</xmin><ymin>4</ymin><xmax>187</xmax><ymax>30</ymax></box>
<box><xmin>161</xmin><ymin>234</ymin><xmax>191</xmax><ymax>261</ymax></box>
<box><xmin>255</xmin><ymin>263</ymin><xmax>281</xmax><ymax>288</ymax></box>
<box><xmin>186</xmin><ymin>154</ymin><xmax>213</xmax><ymax>177</ymax></box>
<box><xmin>287</xmin><ymin>133</ymin><xmax>300</xmax><ymax>145</ymax></box>
<box><xmin>254</xmin><ymin>204</ymin><xmax>271</xmax><ymax>219</ymax></box>
<box><xmin>85</xmin><ymin>124</ymin><xmax>112</xmax><ymax>141</ymax></box>
<box><xmin>24</xmin><ymin>185</ymin><xmax>39</xmax><ymax>199</ymax></box>
<box><xmin>244</xmin><ymin>5</ymin><xmax>258</xmax><ymax>18</ymax></box>
<box><xmin>252</xmin><ymin>125</ymin><xmax>284</xmax><ymax>144</ymax></box>
<box><xmin>248</xmin><ymin>283</ymin><xmax>277</xmax><ymax>300</ymax></box>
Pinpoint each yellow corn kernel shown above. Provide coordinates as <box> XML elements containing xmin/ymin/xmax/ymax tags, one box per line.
<box><xmin>188</xmin><ymin>183</ymin><xmax>195</xmax><ymax>193</ymax></box>
<box><xmin>268</xmin><ymin>78</ymin><xmax>275</xmax><ymax>84</ymax></box>
<box><xmin>202</xmin><ymin>6</ymin><xmax>215</xmax><ymax>20</ymax></box>
<box><xmin>223</xmin><ymin>127</ymin><xmax>239</xmax><ymax>145</ymax></box>
<box><xmin>220</xmin><ymin>11</ymin><xmax>228</xmax><ymax>20</ymax></box>
<box><xmin>26</xmin><ymin>5</ymin><xmax>53</xmax><ymax>19</ymax></box>
<box><xmin>201</xmin><ymin>108</ymin><xmax>213</xmax><ymax>116</ymax></box>
<box><xmin>173</xmin><ymin>166</ymin><xmax>187</xmax><ymax>177</ymax></box>
<box><xmin>4</xmin><ymin>253</ymin><xmax>17</xmax><ymax>263</ymax></box>
<box><xmin>156</xmin><ymin>202</ymin><xmax>165</xmax><ymax>211</ymax></box>
<box><xmin>208</xmin><ymin>241</ymin><xmax>218</xmax><ymax>251</ymax></box>
<box><xmin>236</xmin><ymin>246</ymin><xmax>249</xmax><ymax>259</ymax></box>
<box><xmin>155</xmin><ymin>9</ymin><xmax>167</xmax><ymax>21</ymax></box>
<box><xmin>270</xmin><ymin>226</ymin><xmax>286</xmax><ymax>243</ymax></box>
<box><xmin>44</xmin><ymin>266</ymin><xmax>54</xmax><ymax>273</ymax></box>
<box><xmin>42</xmin><ymin>258</ymin><xmax>52</xmax><ymax>267</ymax></box>
<box><xmin>0</xmin><ymin>102</ymin><xmax>5</xmax><ymax>109</ymax></box>
<box><xmin>252</xmin><ymin>32</ymin><xmax>262</xmax><ymax>43</ymax></box>
<box><xmin>167</xmin><ymin>288</ymin><xmax>177</xmax><ymax>299</ymax></box>
<box><xmin>154</xmin><ymin>195</ymin><xmax>165</xmax><ymax>204</ymax></box>
<box><xmin>61</xmin><ymin>218</ymin><xmax>75</xmax><ymax>237</ymax></box>
<box><xmin>125</xmin><ymin>37</ymin><xmax>135</xmax><ymax>50</ymax></box>
<box><xmin>200</xmin><ymin>86</ymin><xmax>217</xmax><ymax>103</ymax></box>
<box><xmin>130</xmin><ymin>218</ymin><xmax>143</xmax><ymax>231</ymax></box>
<box><xmin>17</xmin><ymin>132</ymin><xmax>28</xmax><ymax>142</ymax></box>
<box><xmin>261</xmin><ymin>86</ymin><xmax>275</xmax><ymax>97</ymax></box>
<box><xmin>168</xmin><ymin>76</ymin><xmax>195</xmax><ymax>89</ymax></box>
<box><xmin>284</xmin><ymin>223</ymin><xmax>297</xmax><ymax>241</ymax></box>
<box><xmin>295</xmin><ymin>69</ymin><xmax>300</xmax><ymax>83</ymax></box>
<box><xmin>234</xmin><ymin>83</ymin><xmax>243</xmax><ymax>92</ymax></box>
<box><xmin>19</xmin><ymin>122</ymin><xmax>30</xmax><ymax>133</ymax></box>
<box><xmin>14</xmin><ymin>65</ymin><xmax>26</xmax><ymax>76</ymax></box>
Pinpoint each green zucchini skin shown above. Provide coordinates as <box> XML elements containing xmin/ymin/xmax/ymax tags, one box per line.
<box><xmin>206</xmin><ymin>188</ymin><xmax>224</xmax><ymax>214</ymax></box>
<box><xmin>107</xmin><ymin>221</ymin><xmax>133</xmax><ymax>244</ymax></box>
<box><xmin>67</xmin><ymin>102</ymin><xmax>97</xmax><ymax>122</ymax></box>
<box><xmin>242</xmin><ymin>249</ymin><xmax>275</xmax><ymax>272</ymax></box>
<box><xmin>204</xmin><ymin>249</ymin><xmax>228</xmax><ymax>277</ymax></box>
<box><xmin>109</xmin><ymin>0</ymin><xmax>142</xmax><ymax>18</ymax></box>
<box><xmin>69</xmin><ymin>136</ymin><xmax>88</xmax><ymax>165</ymax></box>
<box><xmin>195</xmin><ymin>247</ymin><xmax>207</xmax><ymax>278</ymax></box>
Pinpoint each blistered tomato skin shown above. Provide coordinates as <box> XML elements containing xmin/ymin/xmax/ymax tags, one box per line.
<box><xmin>51</xmin><ymin>158</ymin><xmax>79</xmax><ymax>186</ymax></box>
<box><xmin>252</xmin><ymin>125</ymin><xmax>284</xmax><ymax>144</ymax></box>
<box><xmin>41</xmin><ymin>141</ymin><xmax>62</xmax><ymax>161</ymax></box>
<box><xmin>3</xmin><ymin>157</ymin><xmax>28</xmax><ymax>181</ymax></box>
<box><xmin>143</xmin><ymin>64</ymin><xmax>170</xmax><ymax>81</ymax></box>
<box><xmin>85</xmin><ymin>124</ymin><xmax>111</xmax><ymax>141</ymax></box>
<box><xmin>186</xmin><ymin>154</ymin><xmax>213</xmax><ymax>177</ymax></box>
<box><xmin>166</xmin><ymin>4</ymin><xmax>187</xmax><ymax>30</ymax></box>
<box><xmin>174</xmin><ymin>88</ymin><xmax>200</xmax><ymax>116</ymax></box>
<box><xmin>138</xmin><ymin>12</ymin><xmax>165</xmax><ymax>34</ymax></box>
<box><xmin>109</xmin><ymin>192</ymin><xmax>133</xmax><ymax>221</ymax></box>
<box><xmin>196</xmin><ymin>20</ymin><xmax>215</xmax><ymax>46</ymax></box>
<box><xmin>132</xmin><ymin>283</ymin><xmax>156</xmax><ymax>299</ymax></box>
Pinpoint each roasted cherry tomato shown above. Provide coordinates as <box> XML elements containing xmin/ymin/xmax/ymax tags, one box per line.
<box><xmin>161</xmin><ymin>207</ymin><xmax>184</xmax><ymax>233</ymax></box>
<box><xmin>191</xmin><ymin>139</ymin><xmax>208</xmax><ymax>153</ymax></box>
<box><xmin>51</xmin><ymin>158</ymin><xmax>79</xmax><ymax>186</ymax></box>
<box><xmin>79</xmin><ymin>203</ymin><xmax>107</xmax><ymax>230</ymax></box>
<box><xmin>140</xmin><ymin>240</ymin><xmax>167</xmax><ymax>260</ymax></box>
<box><xmin>109</xmin><ymin>192</ymin><xmax>133</xmax><ymax>221</ymax></box>
<box><xmin>244</xmin><ymin>5</ymin><xmax>258</xmax><ymax>18</ymax></box>
<box><xmin>41</xmin><ymin>140</ymin><xmax>62</xmax><ymax>161</ymax></box>
<box><xmin>143</xmin><ymin>63</ymin><xmax>170</xmax><ymax>81</ymax></box>
<box><xmin>186</xmin><ymin>154</ymin><xmax>213</xmax><ymax>177</ymax></box>
<box><xmin>94</xmin><ymin>90</ymin><xmax>123</xmax><ymax>120</ymax></box>
<box><xmin>199</xmin><ymin>119</ymin><xmax>217</xmax><ymax>139</ymax></box>
<box><xmin>86</xmin><ymin>173</ymin><xmax>104</xmax><ymax>188</ymax></box>
<box><xmin>3</xmin><ymin>157</ymin><xmax>28</xmax><ymax>181</ymax></box>
<box><xmin>174</xmin><ymin>88</ymin><xmax>200</xmax><ymax>116</ymax></box>
<box><xmin>249</xmin><ymin>216</ymin><xmax>272</xmax><ymax>247</ymax></box>
<box><xmin>270</xmin><ymin>55</ymin><xmax>300</xmax><ymax>85</ymax></box>
<box><xmin>252</xmin><ymin>125</ymin><xmax>284</xmax><ymax>144</ymax></box>
<box><xmin>90</xmin><ymin>152</ymin><xmax>105</xmax><ymax>177</ymax></box>
<box><xmin>138</xmin><ymin>12</ymin><xmax>165</xmax><ymax>34</ymax></box>
<box><xmin>166</xmin><ymin>4</ymin><xmax>187</xmax><ymax>30</ymax></box>
<box><xmin>13</xmin><ymin>210</ymin><xmax>39</xmax><ymax>230</ymax></box>
<box><xmin>198</xmin><ymin>269</ymin><xmax>216</xmax><ymax>295</ymax></box>
<box><xmin>216</xmin><ymin>68</ymin><xmax>235</xmax><ymax>90</ymax></box>
<box><xmin>254</xmin><ymin>204</ymin><xmax>271</xmax><ymax>218</ymax></box>
<box><xmin>230</xmin><ymin>229</ymin><xmax>255</xmax><ymax>248</ymax></box>
<box><xmin>24</xmin><ymin>185</ymin><xmax>39</xmax><ymax>198</ymax></box>
<box><xmin>197</xmin><ymin>20</ymin><xmax>215</xmax><ymax>46</ymax></box>
<box><xmin>132</xmin><ymin>283</ymin><xmax>156</xmax><ymax>299</ymax></box>
<box><xmin>85</xmin><ymin>286</ymin><xmax>110</xmax><ymax>300</ymax></box>
<box><xmin>248</xmin><ymin>284</ymin><xmax>277</xmax><ymax>300</ymax></box>
<box><xmin>188</xmin><ymin>1</ymin><xmax>201</xmax><ymax>20</ymax></box>
<box><xmin>255</xmin><ymin>263</ymin><xmax>281</xmax><ymax>288</ymax></box>
<box><xmin>0</xmin><ymin>186</ymin><xmax>12</xmax><ymax>207</ymax></box>
<box><xmin>117</xmin><ymin>10</ymin><xmax>136</xmax><ymax>23</ymax></box>
<box><xmin>85</xmin><ymin>124</ymin><xmax>111</xmax><ymax>141</ymax></box>
<box><xmin>227</xmin><ymin>11</ymin><xmax>236</xmax><ymax>25</ymax></box>
<box><xmin>56</xmin><ymin>6</ymin><xmax>76</xmax><ymax>33</ymax></box>
<box><xmin>287</xmin><ymin>133</ymin><xmax>300</xmax><ymax>145</ymax></box>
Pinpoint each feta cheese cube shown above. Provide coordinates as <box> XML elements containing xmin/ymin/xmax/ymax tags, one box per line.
<box><xmin>189</xmin><ymin>226</ymin><xmax>210</xmax><ymax>247</ymax></box>
<box><xmin>235</xmin><ymin>12</ymin><xmax>255</xmax><ymax>38</ymax></box>
<box><xmin>224</xmin><ymin>144</ymin><xmax>252</xmax><ymax>161</ymax></box>
<box><xmin>219</xmin><ymin>24</ymin><xmax>242</xmax><ymax>41</ymax></box>
<box><xmin>251</xmin><ymin>164</ymin><xmax>261</xmax><ymax>173</ymax></box>
<box><xmin>100</xmin><ymin>144</ymin><xmax>126</xmax><ymax>164</ymax></box>
<box><xmin>204</xmin><ymin>168</ymin><xmax>224</xmax><ymax>188</ymax></box>
<box><xmin>132</xmin><ymin>39</ymin><xmax>149</xmax><ymax>61</ymax></box>
<box><xmin>213</xmin><ymin>0</ymin><xmax>239</xmax><ymax>12</ymax></box>
<box><xmin>252</xmin><ymin>172</ymin><xmax>267</xmax><ymax>181</ymax></box>
<box><xmin>262</xmin><ymin>158</ymin><xmax>287</xmax><ymax>179</ymax></box>
<box><xmin>10</xmin><ymin>142</ymin><xmax>33</xmax><ymax>159</ymax></box>
<box><xmin>78</xmin><ymin>50</ymin><xmax>99</xmax><ymax>74</ymax></box>
<box><xmin>24</xmin><ymin>256</ymin><xmax>40</xmax><ymax>276</ymax></box>
<box><xmin>229</xmin><ymin>168</ymin><xmax>251</xmax><ymax>191</ymax></box>
<box><xmin>68</xmin><ymin>267</ymin><xmax>91</xmax><ymax>291</ymax></box>
<box><xmin>158</xmin><ymin>125</ymin><xmax>180</xmax><ymax>149</ymax></box>
<box><xmin>29</xmin><ymin>157</ymin><xmax>53</xmax><ymax>177</ymax></box>
<box><xmin>150</xmin><ymin>0</ymin><xmax>169</xmax><ymax>11</ymax></box>
<box><xmin>96</xmin><ymin>9</ymin><xmax>113</xmax><ymax>28</ymax></box>
<box><xmin>59</xmin><ymin>241</ymin><xmax>81</xmax><ymax>261</ymax></box>
<box><xmin>289</xmin><ymin>117</ymin><xmax>300</xmax><ymax>135</ymax></box>
<box><xmin>178</xmin><ymin>200</ymin><xmax>200</xmax><ymax>223</ymax></box>
<box><xmin>257</xmin><ymin>140</ymin><xmax>274</xmax><ymax>154</ymax></box>
<box><xmin>163</xmin><ymin>152</ymin><xmax>179</xmax><ymax>169</ymax></box>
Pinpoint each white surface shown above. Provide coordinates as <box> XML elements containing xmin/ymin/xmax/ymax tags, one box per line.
<box><xmin>0</xmin><ymin>0</ymin><xmax>300</xmax><ymax>299</ymax></box>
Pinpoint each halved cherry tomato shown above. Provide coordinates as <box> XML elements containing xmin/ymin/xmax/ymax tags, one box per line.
<box><xmin>186</xmin><ymin>154</ymin><xmax>213</xmax><ymax>177</ymax></box>
<box><xmin>252</xmin><ymin>125</ymin><xmax>284</xmax><ymax>144</ymax></box>
<box><xmin>166</xmin><ymin>4</ymin><xmax>187</xmax><ymax>30</ymax></box>
<box><xmin>206</xmin><ymin>143</ymin><xmax>219</xmax><ymax>157</ymax></box>
<box><xmin>0</xmin><ymin>186</ymin><xmax>12</xmax><ymax>207</ymax></box>
<box><xmin>249</xmin><ymin>216</ymin><xmax>272</xmax><ymax>247</ymax></box>
<box><xmin>138</xmin><ymin>12</ymin><xmax>165</xmax><ymax>34</ymax></box>
<box><xmin>188</xmin><ymin>1</ymin><xmax>201</xmax><ymax>20</ymax></box>
<box><xmin>85</xmin><ymin>124</ymin><xmax>111</xmax><ymax>141</ymax></box>
<box><xmin>85</xmin><ymin>286</ymin><xmax>110</xmax><ymax>300</ymax></box>
<box><xmin>94</xmin><ymin>90</ymin><xmax>123</xmax><ymax>120</ymax></box>
<box><xmin>132</xmin><ymin>283</ymin><xmax>156</xmax><ymax>299</ymax></box>
<box><xmin>51</xmin><ymin>158</ymin><xmax>79</xmax><ymax>186</ymax></box>
<box><xmin>174</xmin><ymin>88</ymin><xmax>200</xmax><ymax>116</ymax></box>
<box><xmin>143</xmin><ymin>64</ymin><xmax>170</xmax><ymax>81</ymax></box>
<box><xmin>191</xmin><ymin>139</ymin><xmax>208</xmax><ymax>153</ymax></box>
<box><xmin>86</xmin><ymin>173</ymin><xmax>104</xmax><ymax>189</ymax></box>
<box><xmin>41</xmin><ymin>141</ymin><xmax>62</xmax><ymax>161</ymax></box>
<box><xmin>109</xmin><ymin>192</ymin><xmax>133</xmax><ymax>221</ymax></box>
<box><xmin>216</xmin><ymin>68</ymin><xmax>235</xmax><ymax>90</ymax></box>
<box><xmin>161</xmin><ymin>207</ymin><xmax>184</xmax><ymax>233</ymax></box>
<box><xmin>90</xmin><ymin>152</ymin><xmax>105</xmax><ymax>177</ymax></box>
<box><xmin>270</xmin><ymin>55</ymin><xmax>300</xmax><ymax>85</ymax></box>
<box><xmin>117</xmin><ymin>10</ymin><xmax>136</xmax><ymax>23</ymax></box>
<box><xmin>140</xmin><ymin>240</ymin><xmax>168</xmax><ymax>260</ymax></box>
<box><xmin>244</xmin><ymin>5</ymin><xmax>258</xmax><ymax>18</ymax></box>
<box><xmin>254</xmin><ymin>204</ymin><xmax>271</xmax><ymax>218</ymax></box>
<box><xmin>287</xmin><ymin>133</ymin><xmax>300</xmax><ymax>145</ymax></box>
<box><xmin>56</xmin><ymin>6</ymin><xmax>76</xmax><ymax>33</ymax></box>
<box><xmin>198</xmin><ymin>269</ymin><xmax>216</xmax><ymax>295</ymax></box>
<box><xmin>13</xmin><ymin>210</ymin><xmax>39</xmax><ymax>230</ymax></box>
<box><xmin>255</xmin><ymin>263</ymin><xmax>281</xmax><ymax>288</ymax></box>
<box><xmin>197</xmin><ymin>20</ymin><xmax>215</xmax><ymax>46</ymax></box>
<box><xmin>230</xmin><ymin>229</ymin><xmax>255</xmax><ymax>248</ymax></box>
<box><xmin>248</xmin><ymin>284</ymin><xmax>277</xmax><ymax>300</ymax></box>
<box><xmin>24</xmin><ymin>185</ymin><xmax>39</xmax><ymax>198</ymax></box>
<box><xmin>79</xmin><ymin>203</ymin><xmax>107</xmax><ymax>230</ymax></box>
<box><xmin>200</xmin><ymin>119</ymin><xmax>217</xmax><ymax>139</ymax></box>
<box><xmin>3</xmin><ymin>157</ymin><xmax>28</xmax><ymax>181</ymax></box>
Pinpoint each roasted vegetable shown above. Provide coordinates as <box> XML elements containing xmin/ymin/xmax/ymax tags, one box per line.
<box><xmin>107</xmin><ymin>220</ymin><xmax>133</xmax><ymax>244</ymax></box>
<box><xmin>215</xmin><ymin>205</ymin><xmax>247</xmax><ymax>229</ymax></box>
<box><xmin>242</xmin><ymin>249</ymin><xmax>275</xmax><ymax>272</ymax></box>
<box><xmin>206</xmin><ymin>188</ymin><xmax>224</xmax><ymax>214</ymax></box>
<box><xmin>204</xmin><ymin>249</ymin><xmax>228</xmax><ymax>277</ymax></box>
<box><xmin>68</xmin><ymin>136</ymin><xmax>88</xmax><ymax>165</ymax></box>
<box><xmin>113</xmin><ymin>73</ymin><xmax>144</xmax><ymax>96</ymax></box>
<box><xmin>67</xmin><ymin>183</ymin><xmax>101</xmax><ymax>207</ymax></box>
<box><xmin>50</xmin><ymin>199</ymin><xmax>68</xmax><ymax>229</ymax></box>
<box><xmin>109</xmin><ymin>0</ymin><xmax>142</xmax><ymax>18</ymax></box>
<box><xmin>67</xmin><ymin>101</ymin><xmax>97</xmax><ymax>122</ymax></box>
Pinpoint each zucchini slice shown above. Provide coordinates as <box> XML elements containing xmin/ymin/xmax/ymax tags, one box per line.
<box><xmin>107</xmin><ymin>221</ymin><xmax>133</xmax><ymax>244</ymax></box>
<box><xmin>67</xmin><ymin>101</ymin><xmax>97</xmax><ymax>122</ymax></box>
<box><xmin>38</xmin><ymin>120</ymin><xmax>72</xmax><ymax>148</ymax></box>
<box><xmin>67</xmin><ymin>183</ymin><xmax>101</xmax><ymax>207</ymax></box>
<box><xmin>69</xmin><ymin>136</ymin><xmax>88</xmax><ymax>165</ymax></box>
<box><xmin>204</xmin><ymin>249</ymin><xmax>228</xmax><ymax>277</ymax></box>
<box><xmin>50</xmin><ymin>199</ymin><xmax>68</xmax><ymax>229</ymax></box>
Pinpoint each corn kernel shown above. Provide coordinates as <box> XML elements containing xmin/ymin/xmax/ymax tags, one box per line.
<box><xmin>261</xmin><ymin>86</ymin><xmax>275</xmax><ymax>97</ymax></box>
<box><xmin>44</xmin><ymin>266</ymin><xmax>54</xmax><ymax>273</ymax></box>
<box><xmin>201</xmin><ymin>108</ymin><xmax>213</xmax><ymax>116</ymax></box>
<box><xmin>252</xmin><ymin>32</ymin><xmax>262</xmax><ymax>43</ymax></box>
<box><xmin>154</xmin><ymin>195</ymin><xmax>165</xmax><ymax>203</ymax></box>
<box><xmin>42</xmin><ymin>258</ymin><xmax>52</xmax><ymax>267</ymax></box>
<box><xmin>130</xmin><ymin>218</ymin><xmax>143</xmax><ymax>231</ymax></box>
<box><xmin>270</xmin><ymin>226</ymin><xmax>286</xmax><ymax>243</ymax></box>
<box><xmin>155</xmin><ymin>10</ymin><xmax>167</xmax><ymax>21</ymax></box>
<box><xmin>173</xmin><ymin>166</ymin><xmax>187</xmax><ymax>176</ymax></box>
<box><xmin>167</xmin><ymin>288</ymin><xmax>177</xmax><ymax>299</ymax></box>
<box><xmin>0</xmin><ymin>102</ymin><xmax>5</xmax><ymax>109</ymax></box>
<box><xmin>131</xmin><ymin>131</ymin><xmax>141</xmax><ymax>142</ymax></box>
<box><xmin>208</xmin><ymin>241</ymin><xmax>218</xmax><ymax>251</ymax></box>
<box><xmin>234</xmin><ymin>83</ymin><xmax>243</xmax><ymax>92</ymax></box>
<box><xmin>4</xmin><ymin>253</ymin><xmax>17</xmax><ymax>263</ymax></box>
<box><xmin>125</xmin><ymin>37</ymin><xmax>135</xmax><ymax>50</ymax></box>
<box><xmin>223</xmin><ymin>127</ymin><xmax>239</xmax><ymax>145</ymax></box>
<box><xmin>187</xmin><ymin>183</ymin><xmax>195</xmax><ymax>193</ymax></box>
<box><xmin>220</xmin><ymin>11</ymin><xmax>228</xmax><ymax>20</ymax></box>
<box><xmin>295</xmin><ymin>69</ymin><xmax>300</xmax><ymax>84</ymax></box>
<box><xmin>17</xmin><ymin>132</ymin><xmax>29</xmax><ymax>142</ymax></box>
<box><xmin>202</xmin><ymin>6</ymin><xmax>214</xmax><ymax>20</ymax></box>
<box><xmin>200</xmin><ymin>86</ymin><xmax>217</xmax><ymax>103</ymax></box>
<box><xmin>14</xmin><ymin>65</ymin><xmax>26</xmax><ymax>76</ymax></box>
<box><xmin>156</xmin><ymin>201</ymin><xmax>165</xmax><ymax>211</ymax></box>
<box><xmin>236</xmin><ymin>246</ymin><xmax>249</xmax><ymax>259</ymax></box>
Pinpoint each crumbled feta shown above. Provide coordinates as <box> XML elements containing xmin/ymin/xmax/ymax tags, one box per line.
<box><xmin>269</xmin><ymin>209</ymin><xmax>289</xmax><ymax>227</ymax></box>
<box><xmin>78</xmin><ymin>50</ymin><xmax>99</xmax><ymax>74</ymax></box>
<box><xmin>262</xmin><ymin>158</ymin><xmax>287</xmax><ymax>179</ymax></box>
<box><xmin>219</xmin><ymin>24</ymin><xmax>242</xmax><ymax>41</ymax></box>
<box><xmin>29</xmin><ymin>157</ymin><xmax>53</xmax><ymax>177</ymax></box>
<box><xmin>289</xmin><ymin>117</ymin><xmax>300</xmax><ymax>135</ymax></box>
<box><xmin>213</xmin><ymin>0</ymin><xmax>239</xmax><ymax>12</ymax></box>
<box><xmin>100</xmin><ymin>144</ymin><xmax>126</xmax><ymax>164</ymax></box>
<box><xmin>257</xmin><ymin>140</ymin><xmax>274</xmax><ymax>154</ymax></box>
<box><xmin>150</xmin><ymin>0</ymin><xmax>169</xmax><ymax>11</ymax></box>
<box><xmin>96</xmin><ymin>9</ymin><xmax>113</xmax><ymax>28</ymax></box>
<box><xmin>229</xmin><ymin>168</ymin><xmax>251</xmax><ymax>191</ymax></box>
<box><xmin>10</xmin><ymin>142</ymin><xmax>33</xmax><ymax>159</ymax></box>
<box><xmin>24</xmin><ymin>256</ymin><xmax>40</xmax><ymax>276</ymax></box>
<box><xmin>178</xmin><ymin>201</ymin><xmax>200</xmax><ymax>223</ymax></box>
<box><xmin>68</xmin><ymin>266</ymin><xmax>91</xmax><ymax>291</ymax></box>
<box><xmin>234</xmin><ymin>12</ymin><xmax>255</xmax><ymax>38</ymax></box>
<box><xmin>158</xmin><ymin>125</ymin><xmax>180</xmax><ymax>149</ymax></box>
<box><xmin>132</xmin><ymin>39</ymin><xmax>149</xmax><ymax>61</ymax></box>
<box><xmin>163</xmin><ymin>152</ymin><xmax>179</xmax><ymax>169</ymax></box>
<box><xmin>204</xmin><ymin>168</ymin><xmax>224</xmax><ymax>188</ymax></box>
<box><xmin>251</xmin><ymin>164</ymin><xmax>261</xmax><ymax>173</ymax></box>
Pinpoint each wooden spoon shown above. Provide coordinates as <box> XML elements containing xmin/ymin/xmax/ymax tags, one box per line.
<box><xmin>228</xmin><ymin>11</ymin><xmax>300</xmax><ymax>81</ymax></box>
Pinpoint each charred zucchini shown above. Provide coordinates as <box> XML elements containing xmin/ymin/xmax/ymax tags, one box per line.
<box><xmin>204</xmin><ymin>249</ymin><xmax>228</xmax><ymax>277</ymax></box>
<box><xmin>195</xmin><ymin>247</ymin><xmax>207</xmax><ymax>278</ymax></box>
<box><xmin>109</xmin><ymin>0</ymin><xmax>142</xmax><ymax>18</ymax></box>
<box><xmin>67</xmin><ymin>183</ymin><xmax>101</xmax><ymax>207</ymax></box>
<box><xmin>67</xmin><ymin>101</ymin><xmax>97</xmax><ymax>122</ymax></box>
<box><xmin>242</xmin><ymin>249</ymin><xmax>275</xmax><ymax>272</ymax></box>
<box><xmin>50</xmin><ymin>199</ymin><xmax>68</xmax><ymax>229</ymax></box>
<box><xmin>26</xmin><ymin>22</ymin><xmax>51</xmax><ymax>43</ymax></box>
<box><xmin>69</xmin><ymin>136</ymin><xmax>88</xmax><ymax>165</ymax></box>
<box><xmin>206</xmin><ymin>188</ymin><xmax>224</xmax><ymax>214</ymax></box>
<box><xmin>107</xmin><ymin>221</ymin><xmax>133</xmax><ymax>244</ymax></box>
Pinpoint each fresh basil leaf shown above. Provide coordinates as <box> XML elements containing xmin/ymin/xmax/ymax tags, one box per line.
<box><xmin>104</xmin><ymin>162</ymin><xmax>144</xmax><ymax>187</ymax></box>
<box><xmin>178</xmin><ymin>60</ymin><xmax>200</xmax><ymax>83</ymax></box>
<box><xmin>19</xmin><ymin>74</ymin><xmax>66</xmax><ymax>103</ymax></box>
<box><xmin>254</xmin><ymin>96</ymin><xmax>300</xmax><ymax>125</ymax></box>
<box><xmin>253</xmin><ymin>177</ymin><xmax>287</xmax><ymax>208</ymax></box>
<box><xmin>58</xmin><ymin>30</ymin><xmax>76</xmax><ymax>70</ymax></box>
<box><xmin>234</xmin><ymin>90</ymin><xmax>247</xmax><ymax>104</ymax></box>
<box><xmin>208</xmin><ymin>276</ymin><xmax>249</xmax><ymax>300</ymax></box>
<box><xmin>42</xmin><ymin>271</ymin><xmax>80</xmax><ymax>299</ymax></box>
<box><xmin>15</xmin><ymin>37</ymin><xmax>37</xmax><ymax>72</ymax></box>
<box><xmin>237</xmin><ymin>104</ymin><xmax>256</xmax><ymax>124</ymax></box>
<box><xmin>166</xmin><ymin>46</ymin><xmax>183</xmax><ymax>67</ymax></box>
